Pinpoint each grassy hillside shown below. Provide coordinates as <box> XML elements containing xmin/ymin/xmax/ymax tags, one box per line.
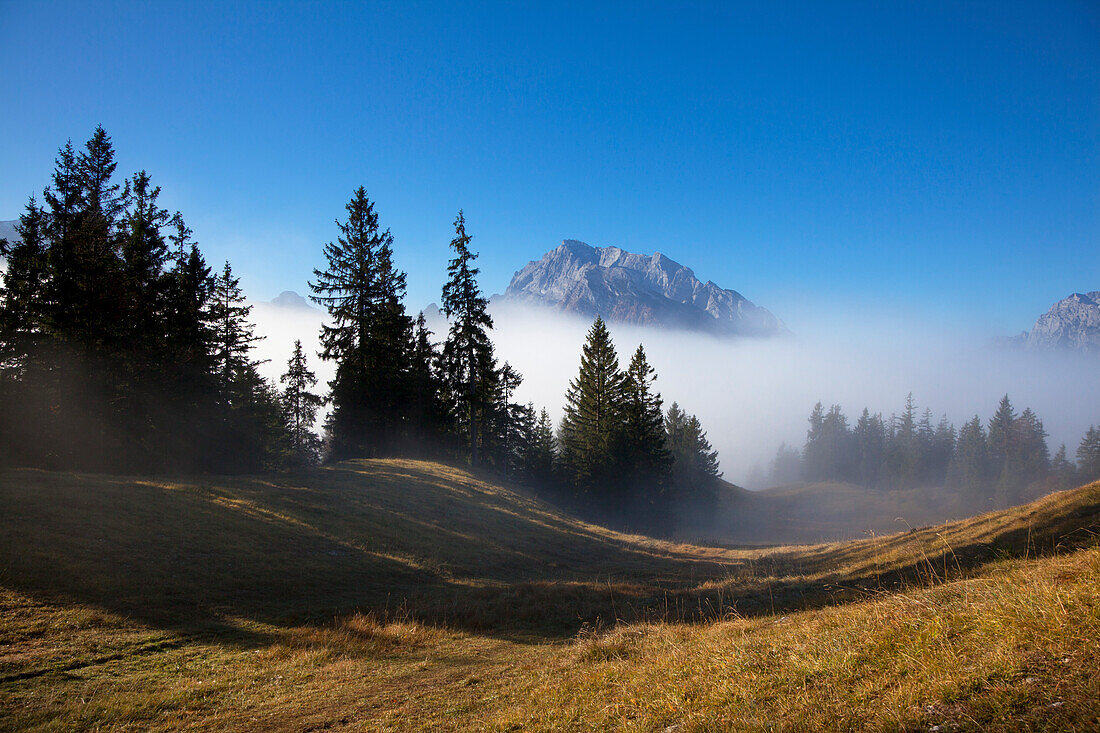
<box><xmin>2</xmin><ymin>460</ymin><xmax>1099</xmax><ymax>730</ymax></box>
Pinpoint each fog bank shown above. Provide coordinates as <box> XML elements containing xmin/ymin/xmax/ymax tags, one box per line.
<box><xmin>249</xmin><ymin>299</ymin><xmax>1100</xmax><ymax>487</ymax></box>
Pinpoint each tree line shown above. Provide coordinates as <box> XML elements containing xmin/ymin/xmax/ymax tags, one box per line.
<box><xmin>0</xmin><ymin>128</ymin><xmax>722</xmax><ymax>532</ymax></box>
<box><xmin>766</xmin><ymin>393</ymin><xmax>1100</xmax><ymax>507</ymax></box>
<box><xmin>0</xmin><ymin>128</ymin><xmax>298</xmax><ymax>471</ymax></box>
<box><xmin>551</xmin><ymin>317</ymin><xmax>722</xmax><ymax>530</ymax></box>
<box><xmin>307</xmin><ymin>190</ymin><xmax>722</xmax><ymax>531</ymax></box>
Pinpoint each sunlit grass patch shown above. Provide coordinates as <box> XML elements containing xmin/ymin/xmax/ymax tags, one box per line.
<box><xmin>1</xmin><ymin>462</ymin><xmax>1098</xmax><ymax>731</ymax></box>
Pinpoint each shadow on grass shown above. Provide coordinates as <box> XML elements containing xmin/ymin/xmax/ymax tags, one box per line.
<box><xmin>1</xmin><ymin>462</ymin><xmax>1098</xmax><ymax>654</ymax></box>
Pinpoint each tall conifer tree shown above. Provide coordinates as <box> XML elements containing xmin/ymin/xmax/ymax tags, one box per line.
<box><xmin>1050</xmin><ymin>444</ymin><xmax>1077</xmax><ymax>489</ymax></box>
<box><xmin>947</xmin><ymin>415</ymin><xmax>990</xmax><ymax>502</ymax></box>
<box><xmin>1077</xmin><ymin>426</ymin><xmax>1100</xmax><ymax>483</ymax></box>
<box><xmin>558</xmin><ymin>316</ymin><xmax>625</xmax><ymax>494</ymax></box>
<box><xmin>0</xmin><ymin>198</ymin><xmax>50</xmax><ymax>370</ymax></box>
<box><xmin>665</xmin><ymin>402</ymin><xmax>722</xmax><ymax>492</ymax></box>
<box><xmin>621</xmin><ymin>344</ymin><xmax>672</xmax><ymax>497</ymax></box>
<box><xmin>525</xmin><ymin>407</ymin><xmax>557</xmax><ymax>484</ymax></box>
<box><xmin>210</xmin><ymin>262</ymin><xmax>263</xmax><ymax>395</ymax></box>
<box><xmin>310</xmin><ymin>188</ymin><xmax>413</xmax><ymax>458</ymax></box>
<box><xmin>281</xmin><ymin>340</ymin><xmax>324</xmax><ymax>467</ymax></box>
<box><xmin>440</xmin><ymin>210</ymin><xmax>495</xmax><ymax>465</ymax></box>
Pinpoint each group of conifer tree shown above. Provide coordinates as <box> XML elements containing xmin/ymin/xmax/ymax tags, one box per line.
<box><xmin>767</xmin><ymin>393</ymin><xmax>1100</xmax><ymax>507</ymax></box>
<box><xmin>0</xmin><ymin>127</ymin><xmax>314</xmax><ymax>472</ymax></box>
<box><xmin>306</xmin><ymin>192</ymin><xmax>724</xmax><ymax>529</ymax></box>
<box><xmin>552</xmin><ymin>317</ymin><xmax>722</xmax><ymax>529</ymax></box>
<box><xmin>307</xmin><ymin>193</ymin><xmax>532</xmax><ymax>470</ymax></box>
<box><xmin>0</xmin><ymin>128</ymin><xmax>725</xmax><ymax>529</ymax></box>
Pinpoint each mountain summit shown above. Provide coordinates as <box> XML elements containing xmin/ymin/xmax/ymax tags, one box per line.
<box><xmin>499</xmin><ymin>239</ymin><xmax>785</xmax><ymax>337</ymax></box>
<box><xmin>1023</xmin><ymin>291</ymin><xmax>1100</xmax><ymax>353</ymax></box>
<box><xmin>269</xmin><ymin>290</ymin><xmax>318</xmax><ymax>311</ymax></box>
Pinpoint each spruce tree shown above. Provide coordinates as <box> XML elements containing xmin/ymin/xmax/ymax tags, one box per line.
<box><xmin>21</xmin><ymin>129</ymin><xmax>132</xmax><ymax>467</ymax></box>
<box><xmin>1012</xmin><ymin>407</ymin><xmax>1050</xmax><ymax>489</ymax></box>
<box><xmin>56</xmin><ymin>126</ymin><xmax>128</xmax><ymax>347</ymax></box>
<box><xmin>0</xmin><ymin>198</ymin><xmax>50</xmax><ymax>371</ymax></box>
<box><xmin>1050</xmin><ymin>444</ymin><xmax>1077</xmax><ymax>489</ymax></box>
<box><xmin>803</xmin><ymin>402</ymin><xmax>826</xmax><ymax>480</ymax></box>
<box><xmin>854</xmin><ymin>408</ymin><xmax>886</xmax><ymax>487</ymax></box>
<box><xmin>621</xmin><ymin>344</ymin><xmax>672</xmax><ymax>498</ymax></box>
<box><xmin>0</xmin><ymin>199</ymin><xmax>51</xmax><ymax>466</ymax></box>
<box><xmin>665</xmin><ymin>403</ymin><xmax>722</xmax><ymax>517</ymax></box>
<box><xmin>310</xmin><ymin>188</ymin><xmax>413</xmax><ymax>458</ymax></box>
<box><xmin>160</xmin><ymin>217</ymin><xmax>217</xmax><ymax>470</ymax></box>
<box><xmin>118</xmin><ymin>171</ymin><xmax>172</xmax><ymax>363</ymax></box>
<box><xmin>987</xmin><ymin>395</ymin><xmax>1020</xmax><ymax>505</ymax></box>
<box><xmin>163</xmin><ymin>217</ymin><xmax>214</xmax><ymax>377</ymax></box>
<box><xmin>947</xmin><ymin>415</ymin><xmax>990</xmax><ymax>504</ymax></box>
<box><xmin>42</xmin><ymin>141</ymin><xmax>80</xmax><ymax>243</ymax></box>
<box><xmin>558</xmin><ymin>316</ymin><xmax>625</xmax><ymax>494</ymax></box>
<box><xmin>111</xmin><ymin>170</ymin><xmax>178</xmax><ymax>465</ymax></box>
<box><xmin>207</xmin><ymin>261</ymin><xmax>281</xmax><ymax>469</ymax></box>
<box><xmin>803</xmin><ymin>402</ymin><xmax>856</xmax><ymax>482</ymax></box>
<box><xmin>281</xmin><ymin>339</ymin><xmax>324</xmax><ymax>467</ymax></box>
<box><xmin>440</xmin><ymin>210</ymin><xmax>495</xmax><ymax>465</ymax></box>
<box><xmin>79</xmin><ymin>126</ymin><xmax>129</xmax><ymax>226</ymax></box>
<box><xmin>210</xmin><ymin>261</ymin><xmax>263</xmax><ymax>395</ymax></box>
<box><xmin>887</xmin><ymin>393</ymin><xmax>921</xmax><ymax>487</ymax></box>
<box><xmin>524</xmin><ymin>407</ymin><xmax>557</xmax><ymax>484</ymax></box>
<box><xmin>987</xmin><ymin>395</ymin><xmax>1016</xmax><ymax>474</ymax></box>
<box><xmin>822</xmin><ymin>405</ymin><xmax>854</xmax><ymax>482</ymax></box>
<box><xmin>928</xmin><ymin>415</ymin><xmax>957</xmax><ymax>487</ymax></box>
<box><xmin>493</xmin><ymin>361</ymin><xmax>526</xmax><ymax>475</ymax></box>
<box><xmin>770</xmin><ymin>442</ymin><xmax>802</xmax><ymax>485</ymax></box>
<box><xmin>1077</xmin><ymin>426</ymin><xmax>1100</xmax><ymax>483</ymax></box>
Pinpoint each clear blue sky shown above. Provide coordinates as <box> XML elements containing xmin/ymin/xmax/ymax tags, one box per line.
<box><xmin>2</xmin><ymin>1</ymin><xmax>1097</xmax><ymax>332</ymax></box>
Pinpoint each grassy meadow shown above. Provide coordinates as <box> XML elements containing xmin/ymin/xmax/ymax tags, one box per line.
<box><xmin>2</xmin><ymin>460</ymin><xmax>1099</xmax><ymax>730</ymax></box>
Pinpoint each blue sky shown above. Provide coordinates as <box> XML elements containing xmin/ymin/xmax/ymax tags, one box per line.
<box><xmin>1</xmin><ymin>1</ymin><xmax>1097</xmax><ymax>333</ymax></box>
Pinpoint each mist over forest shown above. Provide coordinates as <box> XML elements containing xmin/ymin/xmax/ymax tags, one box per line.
<box><xmin>2</xmin><ymin>123</ymin><xmax>1097</xmax><ymax>539</ymax></box>
<box><xmin>249</xmin><ymin>297</ymin><xmax>1100</xmax><ymax>487</ymax></box>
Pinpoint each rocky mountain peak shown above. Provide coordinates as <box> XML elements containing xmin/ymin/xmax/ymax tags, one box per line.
<box><xmin>269</xmin><ymin>290</ymin><xmax>318</xmax><ymax>311</ymax></box>
<box><xmin>1023</xmin><ymin>291</ymin><xmax>1100</xmax><ymax>353</ymax></box>
<box><xmin>499</xmin><ymin>239</ymin><xmax>785</xmax><ymax>337</ymax></box>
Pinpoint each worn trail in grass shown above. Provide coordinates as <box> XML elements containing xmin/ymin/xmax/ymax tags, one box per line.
<box><xmin>2</xmin><ymin>460</ymin><xmax>1099</xmax><ymax>730</ymax></box>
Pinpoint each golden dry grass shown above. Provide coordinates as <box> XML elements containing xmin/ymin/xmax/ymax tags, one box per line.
<box><xmin>1</xmin><ymin>459</ymin><xmax>1098</xmax><ymax>731</ymax></box>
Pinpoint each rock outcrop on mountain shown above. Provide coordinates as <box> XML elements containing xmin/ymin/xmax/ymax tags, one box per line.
<box><xmin>498</xmin><ymin>239</ymin><xmax>785</xmax><ymax>337</ymax></box>
<box><xmin>1023</xmin><ymin>291</ymin><xmax>1100</xmax><ymax>353</ymax></box>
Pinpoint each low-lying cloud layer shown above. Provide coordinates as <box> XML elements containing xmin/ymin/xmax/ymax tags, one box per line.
<box><xmin>250</xmin><ymin>299</ymin><xmax>1100</xmax><ymax>488</ymax></box>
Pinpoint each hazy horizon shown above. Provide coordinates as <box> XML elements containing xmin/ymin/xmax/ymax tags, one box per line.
<box><xmin>250</xmin><ymin>296</ymin><xmax>1099</xmax><ymax>488</ymax></box>
<box><xmin>3</xmin><ymin>0</ymin><xmax>1097</xmax><ymax>484</ymax></box>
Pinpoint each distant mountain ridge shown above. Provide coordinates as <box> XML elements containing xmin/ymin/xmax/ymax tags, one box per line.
<box><xmin>1021</xmin><ymin>291</ymin><xmax>1100</xmax><ymax>353</ymax></box>
<box><xmin>269</xmin><ymin>290</ymin><xmax>318</xmax><ymax>311</ymax></box>
<box><xmin>498</xmin><ymin>239</ymin><xmax>785</xmax><ymax>337</ymax></box>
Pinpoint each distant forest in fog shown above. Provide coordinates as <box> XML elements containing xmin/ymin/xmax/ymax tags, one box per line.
<box><xmin>763</xmin><ymin>394</ymin><xmax>1100</xmax><ymax>507</ymax></box>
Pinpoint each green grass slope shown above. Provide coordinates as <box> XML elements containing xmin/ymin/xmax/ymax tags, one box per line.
<box><xmin>2</xmin><ymin>460</ymin><xmax>1099</xmax><ymax>730</ymax></box>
